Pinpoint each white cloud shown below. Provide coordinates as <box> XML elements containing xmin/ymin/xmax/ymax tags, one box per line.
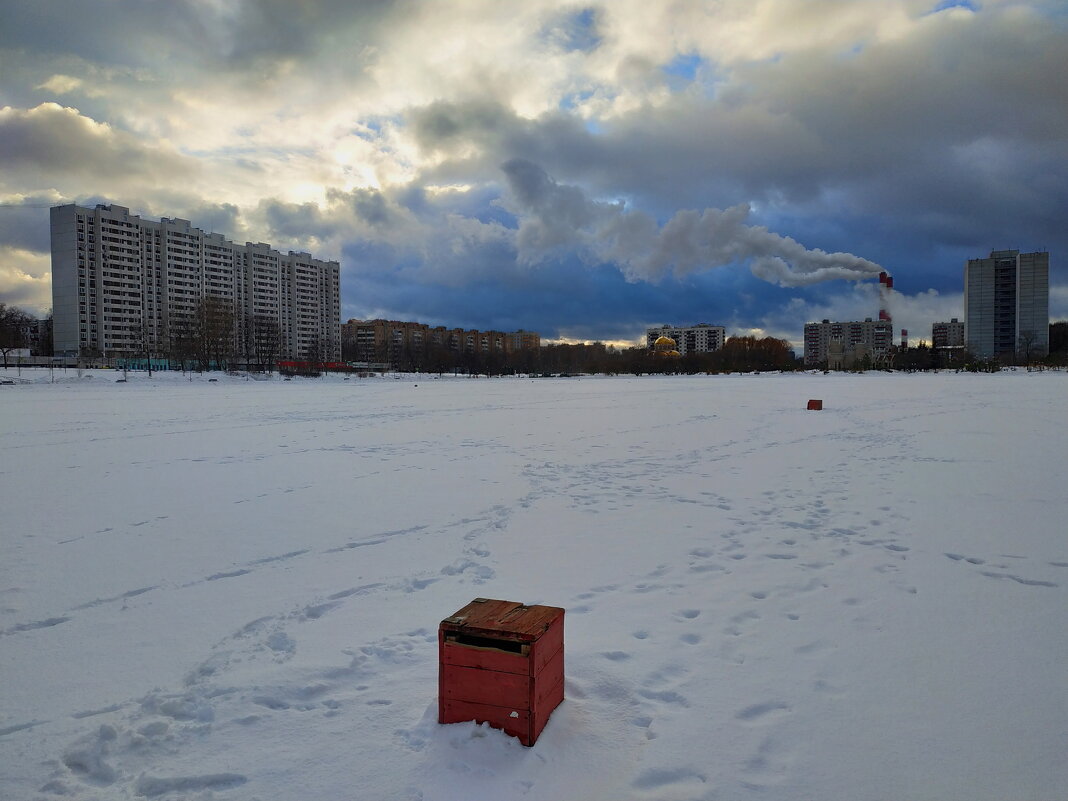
<box><xmin>35</xmin><ymin>74</ymin><xmax>84</xmax><ymax>94</ymax></box>
<box><xmin>0</xmin><ymin>103</ymin><xmax>198</xmax><ymax>194</ymax></box>
<box><xmin>0</xmin><ymin>246</ymin><xmax>52</xmax><ymax>314</ymax></box>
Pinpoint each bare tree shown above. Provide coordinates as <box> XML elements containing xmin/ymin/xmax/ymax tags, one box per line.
<box><xmin>34</xmin><ymin>309</ymin><xmax>54</xmax><ymax>357</ymax></box>
<box><xmin>239</xmin><ymin>311</ymin><xmax>256</xmax><ymax>371</ymax></box>
<box><xmin>166</xmin><ymin>313</ymin><xmax>197</xmax><ymax>372</ymax></box>
<box><xmin>302</xmin><ymin>336</ymin><xmax>326</xmax><ymax>366</ymax></box>
<box><xmin>252</xmin><ymin>314</ymin><xmax>281</xmax><ymax>373</ymax></box>
<box><xmin>128</xmin><ymin>319</ymin><xmax>154</xmax><ymax>376</ymax></box>
<box><xmin>194</xmin><ymin>296</ymin><xmax>237</xmax><ymax>371</ymax></box>
<box><xmin>0</xmin><ymin>303</ymin><xmax>33</xmax><ymax>369</ymax></box>
<box><xmin>322</xmin><ymin>332</ymin><xmax>339</xmax><ymax>365</ymax></box>
<box><xmin>1017</xmin><ymin>330</ymin><xmax>1038</xmax><ymax>367</ymax></box>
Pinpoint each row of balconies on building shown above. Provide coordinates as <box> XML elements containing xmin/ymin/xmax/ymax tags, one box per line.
<box><xmin>342</xmin><ymin>319</ymin><xmax>541</xmax><ymax>360</ymax></box>
<box><xmin>645</xmin><ymin>324</ymin><xmax>726</xmax><ymax>356</ymax></box>
<box><xmin>56</xmin><ymin>205</ymin><xmax>343</xmax><ymax>360</ymax></box>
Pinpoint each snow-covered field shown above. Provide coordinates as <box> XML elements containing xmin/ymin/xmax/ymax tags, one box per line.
<box><xmin>1</xmin><ymin>369</ymin><xmax>1065</xmax><ymax>801</ymax></box>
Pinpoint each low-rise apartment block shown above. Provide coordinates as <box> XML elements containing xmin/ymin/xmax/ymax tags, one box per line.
<box><xmin>341</xmin><ymin>319</ymin><xmax>539</xmax><ymax>365</ymax></box>
<box><xmin>645</xmin><ymin>324</ymin><xmax>726</xmax><ymax>355</ymax></box>
<box><xmin>932</xmin><ymin>318</ymin><xmax>965</xmax><ymax>350</ymax></box>
<box><xmin>804</xmin><ymin>318</ymin><xmax>893</xmax><ymax>366</ymax></box>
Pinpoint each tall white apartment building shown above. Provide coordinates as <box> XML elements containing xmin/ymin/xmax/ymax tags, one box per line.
<box><xmin>645</xmin><ymin>324</ymin><xmax>726</xmax><ymax>355</ymax></box>
<box><xmin>964</xmin><ymin>249</ymin><xmax>1049</xmax><ymax>358</ymax></box>
<box><xmin>803</xmin><ymin>318</ymin><xmax>893</xmax><ymax>366</ymax></box>
<box><xmin>50</xmin><ymin>203</ymin><xmax>340</xmax><ymax>360</ymax></box>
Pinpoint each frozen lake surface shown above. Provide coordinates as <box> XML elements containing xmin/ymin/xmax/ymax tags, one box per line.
<box><xmin>2</xmin><ymin>369</ymin><xmax>1066</xmax><ymax>800</ymax></box>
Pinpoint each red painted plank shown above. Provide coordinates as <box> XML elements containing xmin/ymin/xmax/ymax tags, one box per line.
<box><xmin>438</xmin><ymin>629</ymin><xmax>446</xmax><ymax>724</ymax></box>
<box><xmin>531</xmin><ymin>620</ymin><xmax>564</xmax><ymax>676</ymax></box>
<box><xmin>440</xmin><ymin>698</ymin><xmax>532</xmax><ymax>744</ymax></box>
<box><xmin>441</xmin><ymin>664</ymin><xmax>531</xmax><ymax>710</ymax></box>
<box><xmin>531</xmin><ymin>677</ymin><xmax>564</xmax><ymax>743</ymax></box>
<box><xmin>534</xmin><ymin>675</ymin><xmax>564</xmax><ymax>720</ymax></box>
<box><xmin>442</xmin><ymin>641</ymin><xmax>529</xmax><ymax>674</ymax></box>
<box><xmin>531</xmin><ymin>648</ymin><xmax>564</xmax><ymax>710</ymax></box>
<box><xmin>441</xmin><ymin>599</ymin><xmax>564</xmax><ymax>640</ymax></box>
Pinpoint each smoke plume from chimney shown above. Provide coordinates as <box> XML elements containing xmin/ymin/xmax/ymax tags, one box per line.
<box><xmin>501</xmin><ymin>158</ymin><xmax>885</xmax><ymax>288</ymax></box>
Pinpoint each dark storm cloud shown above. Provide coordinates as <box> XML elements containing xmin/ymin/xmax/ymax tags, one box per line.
<box><xmin>260</xmin><ymin>185</ymin><xmax>519</xmax><ymax>296</ymax></box>
<box><xmin>0</xmin><ymin>2</ymin><xmax>208</xmax><ymax>69</ymax></box>
<box><xmin>347</xmin><ymin>189</ymin><xmax>394</xmax><ymax>227</ymax></box>
<box><xmin>262</xmin><ymin>199</ymin><xmax>335</xmax><ymax>242</ymax></box>
<box><xmin>411</xmin><ymin>100</ymin><xmax>519</xmax><ymax>160</ymax></box>
<box><xmin>339</xmin><ymin>238</ymin><xmax>793</xmax><ymax>343</ymax></box>
<box><xmin>0</xmin><ymin>0</ymin><xmax>399</xmax><ymax>72</ymax></box>
<box><xmin>501</xmin><ymin>158</ymin><xmax>597</xmax><ymax>253</ymax></box>
<box><xmin>261</xmin><ymin>188</ymin><xmax>414</xmax><ymax>245</ymax></box>
<box><xmin>208</xmin><ymin>0</ymin><xmax>398</xmax><ymax>67</ymax></box>
<box><xmin>727</xmin><ymin>7</ymin><xmax>1068</xmax><ymax>238</ymax></box>
<box><xmin>181</xmin><ymin>202</ymin><xmax>243</xmax><ymax>238</ymax></box>
<box><xmin>336</xmin><ymin>192</ymin><xmax>524</xmax><ymax>328</ymax></box>
<box><xmin>410</xmin><ymin>99</ymin><xmax>601</xmax><ymax>182</ymax></box>
<box><xmin>0</xmin><ymin>196</ymin><xmax>53</xmax><ymax>254</ymax></box>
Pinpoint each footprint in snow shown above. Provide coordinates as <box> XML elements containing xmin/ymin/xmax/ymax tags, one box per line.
<box><xmin>735</xmin><ymin>700</ymin><xmax>791</xmax><ymax>722</ymax></box>
<box><xmin>979</xmin><ymin>571</ymin><xmax>1058</xmax><ymax>588</ymax></box>
<box><xmin>631</xmin><ymin>767</ymin><xmax>707</xmax><ymax>792</ymax></box>
<box><xmin>742</xmin><ymin>733</ymin><xmax>796</xmax><ymax>786</ymax></box>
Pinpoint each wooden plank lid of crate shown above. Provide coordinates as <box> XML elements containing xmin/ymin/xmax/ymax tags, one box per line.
<box><xmin>440</xmin><ymin>598</ymin><xmax>564</xmax><ymax>642</ymax></box>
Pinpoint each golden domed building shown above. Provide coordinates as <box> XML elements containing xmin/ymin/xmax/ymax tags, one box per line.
<box><xmin>653</xmin><ymin>335</ymin><xmax>681</xmax><ymax>359</ymax></box>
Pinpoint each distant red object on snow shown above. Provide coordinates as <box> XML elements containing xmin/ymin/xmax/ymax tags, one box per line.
<box><xmin>438</xmin><ymin>598</ymin><xmax>564</xmax><ymax>746</ymax></box>
<box><xmin>807</xmin><ymin>399</ymin><xmax>823</xmax><ymax>410</ymax></box>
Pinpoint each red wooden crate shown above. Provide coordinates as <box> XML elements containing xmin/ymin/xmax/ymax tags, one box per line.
<box><xmin>807</xmin><ymin>399</ymin><xmax>823</xmax><ymax>410</ymax></box>
<box><xmin>438</xmin><ymin>598</ymin><xmax>565</xmax><ymax>746</ymax></box>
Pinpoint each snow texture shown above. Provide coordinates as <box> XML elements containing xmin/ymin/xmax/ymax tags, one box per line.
<box><xmin>1</xmin><ymin>369</ymin><xmax>1066</xmax><ymax>800</ymax></box>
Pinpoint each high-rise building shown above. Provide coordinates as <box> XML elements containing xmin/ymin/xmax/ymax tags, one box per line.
<box><xmin>964</xmin><ymin>250</ymin><xmax>1049</xmax><ymax>358</ymax></box>
<box><xmin>50</xmin><ymin>203</ymin><xmax>340</xmax><ymax>360</ymax></box>
<box><xmin>645</xmin><ymin>324</ymin><xmax>726</xmax><ymax>355</ymax></box>
<box><xmin>803</xmin><ymin>318</ymin><xmax>893</xmax><ymax>366</ymax></box>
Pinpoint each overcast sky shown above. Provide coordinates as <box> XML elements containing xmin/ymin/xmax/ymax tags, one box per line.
<box><xmin>1</xmin><ymin>0</ymin><xmax>1065</xmax><ymax>346</ymax></box>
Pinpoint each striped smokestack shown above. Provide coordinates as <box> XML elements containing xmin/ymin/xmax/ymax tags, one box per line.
<box><xmin>878</xmin><ymin>272</ymin><xmax>893</xmax><ymax>322</ymax></box>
